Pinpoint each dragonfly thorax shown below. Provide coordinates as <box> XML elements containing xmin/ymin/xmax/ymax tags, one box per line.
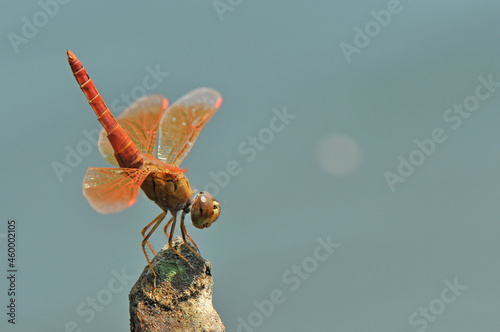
<box><xmin>141</xmin><ymin>169</ymin><xmax>193</xmax><ymax>213</ymax></box>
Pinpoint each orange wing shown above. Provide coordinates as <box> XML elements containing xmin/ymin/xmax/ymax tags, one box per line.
<box><xmin>83</xmin><ymin>167</ymin><xmax>152</xmax><ymax>214</ymax></box>
<box><xmin>156</xmin><ymin>88</ymin><xmax>222</xmax><ymax>166</ymax></box>
<box><xmin>98</xmin><ymin>95</ymin><xmax>169</xmax><ymax>165</ymax></box>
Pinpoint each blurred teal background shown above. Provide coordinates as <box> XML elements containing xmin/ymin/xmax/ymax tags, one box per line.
<box><xmin>1</xmin><ymin>1</ymin><xmax>500</xmax><ymax>331</ymax></box>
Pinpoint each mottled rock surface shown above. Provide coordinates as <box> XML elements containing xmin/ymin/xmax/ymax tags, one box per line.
<box><xmin>129</xmin><ymin>237</ymin><xmax>224</xmax><ymax>332</ymax></box>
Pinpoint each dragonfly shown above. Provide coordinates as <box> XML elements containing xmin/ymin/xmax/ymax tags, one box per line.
<box><xmin>66</xmin><ymin>50</ymin><xmax>222</xmax><ymax>284</ymax></box>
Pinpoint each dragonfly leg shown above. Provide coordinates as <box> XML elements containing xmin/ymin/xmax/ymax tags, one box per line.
<box><xmin>163</xmin><ymin>217</ymin><xmax>174</xmax><ymax>239</ymax></box>
<box><xmin>141</xmin><ymin>213</ymin><xmax>166</xmax><ymax>256</ymax></box>
<box><xmin>141</xmin><ymin>211</ymin><xmax>167</xmax><ymax>288</ymax></box>
<box><xmin>167</xmin><ymin>212</ymin><xmax>192</xmax><ymax>267</ymax></box>
<box><xmin>180</xmin><ymin>210</ymin><xmax>203</xmax><ymax>259</ymax></box>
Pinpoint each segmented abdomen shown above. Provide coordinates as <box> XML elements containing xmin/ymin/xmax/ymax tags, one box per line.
<box><xmin>67</xmin><ymin>50</ymin><xmax>142</xmax><ymax>169</ymax></box>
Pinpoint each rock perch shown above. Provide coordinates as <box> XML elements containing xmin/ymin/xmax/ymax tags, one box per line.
<box><xmin>129</xmin><ymin>237</ymin><xmax>224</xmax><ymax>332</ymax></box>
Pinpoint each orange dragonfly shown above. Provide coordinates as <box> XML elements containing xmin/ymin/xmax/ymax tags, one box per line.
<box><xmin>67</xmin><ymin>50</ymin><xmax>222</xmax><ymax>284</ymax></box>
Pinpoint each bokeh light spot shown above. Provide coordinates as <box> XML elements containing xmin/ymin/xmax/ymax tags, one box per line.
<box><xmin>316</xmin><ymin>134</ymin><xmax>362</xmax><ymax>176</ymax></box>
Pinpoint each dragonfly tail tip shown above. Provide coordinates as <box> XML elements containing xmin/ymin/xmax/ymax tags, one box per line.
<box><xmin>67</xmin><ymin>49</ymin><xmax>76</xmax><ymax>62</ymax></box>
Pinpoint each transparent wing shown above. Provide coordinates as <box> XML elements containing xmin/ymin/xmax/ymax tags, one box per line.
<box><xmin>98</xmin><ymin>95</ymin><xmax>169</xmax><ymax>165</ymax></box>
<box><xmin>82</xmin><ymin>167</ymin><xmax>151</xmax><ymax>214</ymax></box>
<box><xmin>157</xmin><ymin>88</ymin><xmax>222</xmax><ymax>166</ymax></box>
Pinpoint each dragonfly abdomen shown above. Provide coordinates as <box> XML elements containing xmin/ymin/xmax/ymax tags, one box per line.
<box><xmin>67</xmin><ymin>50</ymin><xmax>142</xmax><ymax>168</ymax></box>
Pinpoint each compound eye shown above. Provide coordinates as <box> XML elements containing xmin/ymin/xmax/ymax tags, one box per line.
<box><xmin>191</xmin><ymin>192</ymin><xmax>220</xmax><ymax>229</ymax></box>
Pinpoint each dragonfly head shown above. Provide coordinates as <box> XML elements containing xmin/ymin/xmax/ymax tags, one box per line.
<box><xmin>191</xmin><ymin>192</ymin><xmax>220</xmax><ymax>229</ymax></box>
